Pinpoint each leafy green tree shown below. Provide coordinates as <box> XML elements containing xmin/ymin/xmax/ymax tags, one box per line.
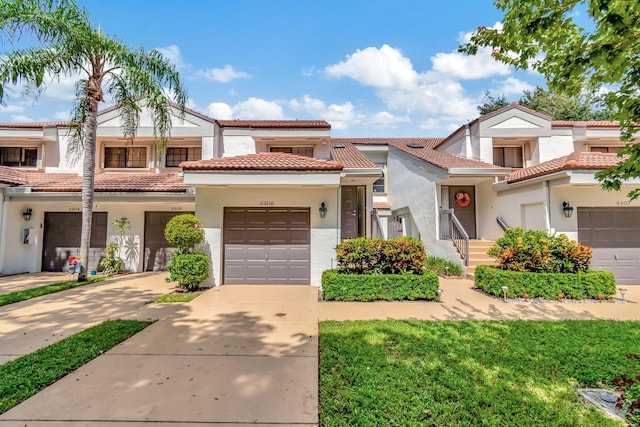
<box><xmin>460</xmin><ymin>0</ymin><xmax>640</xmax><ymax>199</ymax></box>
<box><xmin>477</xmin><ymin>91</ymin><xmax>509</xmax><ymax>115</ymax></box>
<box><xmin>478</xmin><ymin>86</ymin><xmax>614</xmax><ymax>120</ymax></box>
<box><xmin>0</xmin><ymin>0</ymin><xmax>187</xmax><ymax>279</ymax></box>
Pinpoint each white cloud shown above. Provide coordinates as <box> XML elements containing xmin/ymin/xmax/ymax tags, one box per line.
<box><xmin>289</xmin><ymin>95</ymin><xmax>363</xmax><ymax>130</ymax></box>
<box><xmin>325</xmin><ymin>44</ymin><xmax>418</xmax><ymax>90</ymax></box>
<box><xmin>197</xmin><ymin>65</ymin><xmax>251</xmax><ymax>83</ymax></box>
<box><xmin>431</xmin><ymin>49</ymin><xmax>510</xmax><ymax>80</ymax></box>
<box><xmin>366</xmin><ymin>112</ymin><xmax>410</xmax><ymax>129</ymax></box>
<box><xmin>10</xmin><ymin>114</ymin><xmax>35</xmax><ymax>122</ymax></box>
<box><xmin>205</xmin><ymin>102</ymin><xmax>234</xmax><ymax>119</ymax></box>
<box><xmin>53</xmin><ymin>111</ymin><xmax>70</xmax><ymax>120</ymax></box>
<box><xmin>494</xmin><ymin>77</ymin><xmax>535</xmax><ymax>96</ymax></box>
<box><xmin>156</xmin><ymin>45</ymin><xmax>187</xmax><ymax>70</ymax></box>
<box><xmin>0</xmin><ymin>104</ymin><xmax>25</xmax><ymax>113</ymax></box>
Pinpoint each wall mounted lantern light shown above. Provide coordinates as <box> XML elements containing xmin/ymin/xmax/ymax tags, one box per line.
<box><xmin>22</xmin><ymin>208</ymin><xmax>32</xmax><ymax>221</ymax></box>
<box><xmin>319</xmin><ymin>202</ymin><xmax>327</xmax><ymax>218</ymax></box>
<box><xmin>562</xmin><ymin>201</ymin><xmax>574</xmax><ymax>218</ymax></box>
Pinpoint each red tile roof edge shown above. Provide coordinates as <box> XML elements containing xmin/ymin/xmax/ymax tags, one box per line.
<box><xmin>216</xmin><ymin>120</ymin><xmax>331</xmax><ymax>130</ymax></box>
<box><xmin>180</xmin><ymin>152</ymin><xmax>343</xmax><ymax>171</ymax></box>
<box><xmin>506</xmin><ymin>152</ymin><xmax>623</xmax><ymax>184</ymax></box>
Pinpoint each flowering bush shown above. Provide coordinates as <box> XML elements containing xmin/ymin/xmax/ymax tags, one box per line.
<box><xmin>335</xmin><ymin>236</ymin><xmax>426</xmax><ymax>275</ymax></box>
<box><xmin>613</xmin><ymin>354</ymin><xmax>640</xmax><ymax>427</ymax></box>
<box><xmin>488</xmin><ymin>227</ymin><xmax>592</xmax><ymax>273</ymax></box>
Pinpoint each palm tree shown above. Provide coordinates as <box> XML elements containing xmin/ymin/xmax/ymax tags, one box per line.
<box><xmin>0</xmin><ymin>0</ymin><xmax>187</xmax><ymax>280</ymax></box>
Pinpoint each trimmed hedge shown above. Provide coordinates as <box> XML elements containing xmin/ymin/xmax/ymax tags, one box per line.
<box><xmin>322</xmin><ymin>269</ymin><xmax>439</xmax><ymax>301</ymax></box>
<box><xmin>474</xmin><ymin>265</ymin><xmax>617</xmax><ymax>300</ymax></box>
<box><xmin>166</xmin><ymin>252</ymin><xmax>210</xmax><ymax>291</ymax></box>
<box><xmin>335</xmin><ymin>236</ymin><xmax>426</xmax><ymax>275</ymax></box>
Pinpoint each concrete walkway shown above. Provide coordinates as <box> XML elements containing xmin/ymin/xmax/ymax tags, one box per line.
<box><xmin>320</xmin><ymin>277</ymin><xmax>640</xmax><ymax>321</ymax></box>
<box><xmin>0</xmin><ymin>272</ymin><xmax>70</xmax><ymax>294</ymax></box>
<box><xmin>0</xmin><ymin>283</ymin><xmax>319</xmax><ymax>426</ymax></box>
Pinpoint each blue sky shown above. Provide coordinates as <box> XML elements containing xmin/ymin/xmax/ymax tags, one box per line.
<box><xmin>0</xmin><ymin>0</ymin><xmax>546</xmax><ymax>137</ymax></box>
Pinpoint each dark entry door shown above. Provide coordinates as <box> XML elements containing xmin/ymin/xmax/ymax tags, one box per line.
<box><xmin>144</xmin><ymin>211</ymin><xmax>193</xmax><ymax>271</ymax></box>
<box><xmin>342</xmin><ymin>186</ymin><xmax>366</xmax><ymax>239</ymax></box>
<box><xmin>448</xmin><ymin>186</ymin><xmax>476</xmax><ymax>239</ymax></box>
<box><xmin>42</xmin><ymin>212</ymin><xmax>107</xmax><ymax>272</ymax></box>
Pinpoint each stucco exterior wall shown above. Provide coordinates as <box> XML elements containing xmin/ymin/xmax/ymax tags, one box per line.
<box><xmin>539</xmin><ymin>135</ymin><xmax>574</xmax><ymax>163</ymax></box>
<box><xmin>387</xmin><ymin>149</ymin><xmax>460</xmax><ymax>261</ymax></box>
<box><xmin>194</xmin><ymin>186</ymin><xmax>340</xmax><ymax>287</ymax></box>
<box><xmin>221</xmin><ymin>135</ymin><xmax>256</xmax><ymax>157</ymax></box>
<box><xmin>0</xmin><ymin>199</ymin><xmax>194</xmax><ymax>275</ymax></box>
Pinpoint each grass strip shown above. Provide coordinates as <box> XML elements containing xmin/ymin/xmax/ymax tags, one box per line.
<box><xmin>320</xmin><ymin>320</ymin><xmax>640</xmax><ymax>427</ymax></box>
<box><xmin>0</xmin><ymin>277</ymin><xmax>105</xmax><ymax>307</ymax></box>
<box><xmin>0</xmin><ymin>319</ymin><xmax>151</xmax><ymax>414</ymax></box>
<box><xmin>153</xmin><ymin>292</ymin><xmax>200</xmax><ymax>303</ymax></box>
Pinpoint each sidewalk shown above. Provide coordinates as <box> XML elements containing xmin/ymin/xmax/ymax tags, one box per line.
<box><xmin>0</xmin><ymin>272</ymin><xmax>176</xmax><ymax>365</ymax></box>
<box><xmin>0</xmin><ymin>272</ymin><xmax>70</xmax><ymax>294</ymax></box>
<box><xmin>0</xmin><ymin>284</ymin><xmax>319</xmax><ymax>426</ymax></box>
<box><xmin>319</xmin><ymin>277</ymin><xmax>640</xmax><ymax>321</ymax></box>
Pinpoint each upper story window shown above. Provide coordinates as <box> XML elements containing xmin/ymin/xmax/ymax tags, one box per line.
<box><xmin>104</xmin><ymin>147</ymin><xmax>147</xmax><ymax>168</ymax></box>
<box><xmin>270</xmin><ymin>146</ymin><xmax>313</xmax><ymax>157</ymax></box>
<box><xmin>373</xmin><ymin>163</ymin><xmax>386</xmax><ymax>193</ymax></box>
<box><xmin>590</xmin><ymin>146</ymin><xmax>622</xmax><ymax>154</ymax></box>
<box><xmin>166</xmin><ymin>147</ymin><xmax>202</xmax><ymax>167</ymax></box>
<box><xmin>493</xmin><ymin>147</ymin><xmax>523</xmax><ymax>168</ymax></box>
<box><xmin>0</xmin><ymin>147</ymin><xmax>37</xmax><ymax>167</ymax></box>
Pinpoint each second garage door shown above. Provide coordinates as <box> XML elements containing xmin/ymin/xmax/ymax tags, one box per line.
<box><xmin>578</xmin><ymin>207</ymin><xmax>640</xmax><ymax>285</ymax></box>
<box><xmin>223</xmin><ymin>207</ymin><xmax>310</xmax><ymax>284</ymax></box>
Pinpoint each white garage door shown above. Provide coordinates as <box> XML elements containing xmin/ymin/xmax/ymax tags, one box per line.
<box><xmin>577</xmin><ymin>207</ymin><xmax>640</xmax><ymax>285</ymax></box>
<box><xmin>223</xmin><ymin>207</ymin><xmax>310</xmax><ymax>285</ymax></box>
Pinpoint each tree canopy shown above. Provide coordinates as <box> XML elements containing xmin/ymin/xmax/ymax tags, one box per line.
<box><xmin>478</xmin><ymin>86</ymin><xmax>614</xmax><ymax>120</ymax></box>
<box><xmin>0</xmin><ymin>0</ymin><xmax>187</xmax><ymax>279</ymax></box>
<box><xmin>460</xmin><ymin>0</ymin><xmax>640</xmax><ymax>199</ymax></box>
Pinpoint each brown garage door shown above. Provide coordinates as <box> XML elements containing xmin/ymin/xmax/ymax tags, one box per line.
<box><xmin>578</xmin><ymin>207</ymin><xmax>640</xmax><ymax>285</ymax></box>
<box><xmin>42</xmin><ymin>212</ymin><xmax>108</xmax><ymax>272</ymax></box>
<box><xmin>223</xmin><ymin>207</ymin><xmax>310</xmax><ymax>284</ymax></box>
<box><xmin>143</xmin><ymin>211</ymin><xmax>194</xmax><ymax>271</ymax></box>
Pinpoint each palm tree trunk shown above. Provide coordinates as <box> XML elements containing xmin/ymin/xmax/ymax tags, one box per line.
<box><xmin>78</xmin><ymin>98</ymin><xmax>99</xmax><ymax>281</ymax></box>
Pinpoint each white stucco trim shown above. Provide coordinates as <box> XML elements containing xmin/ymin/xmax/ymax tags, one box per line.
<box><xmin>183</xmin><ymin>171</ymin><xmax>341</xmax><ymax>186</ymax></box>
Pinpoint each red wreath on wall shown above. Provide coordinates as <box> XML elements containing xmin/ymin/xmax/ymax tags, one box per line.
<box><xmin>455</xmin><ymin>192</ymin><xmax>471</xmax><ymax>207</ymax></box>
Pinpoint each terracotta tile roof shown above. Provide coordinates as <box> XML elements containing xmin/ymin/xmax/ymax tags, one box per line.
<box><xmin>180</xmin><ymin>152</ymin><xmax>343</xmax><ymax>171</ymax></box>
<box><xmin>0</xmin><ymin>122</ymin><xmax>70</xmax><ymax>129</ymax></box>
<box><xmin>216</xmin><ymin>120</ymin><xmax>331</xmax><ymax>129</ymax></box>
<box><xmin>330</xmin><ymin>142</ymin><xmax>376</xmax><ymax>168</ymax></box>
<box><xmin>373</xmin><ymin>201</ymin><xmax>391</xmax><ymax>209</ymax></box>
<box><xmin>551</xmin><ymin>120</ymin><xmax>622</xmax><ymax>128</ymax></box>
<box><xmin>333</xmin><ymin>137</ymin><xmax>444</xmax><ymax>149</ymax></box>
<box><xmin>0</xmin><ymin>166</ymin><xmax>27</xmax><ymax>185</ymax></box>
<box><xmin>389</xmin><ymin>140</ymin><xmax>507</xmax><ymax>171</ymax></box>
<box><xmin>23</xmin><ymin>172</ymin><xmax>187</xmax><ymax>192</ymax></box>
<box><xmin>507</xmin><ymin>152</ymin><xmax>624</xmax><ymax>183</ymax></box>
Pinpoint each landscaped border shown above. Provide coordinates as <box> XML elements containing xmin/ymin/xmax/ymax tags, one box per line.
<box><xmin>322</xmin><ymin>269</ymin><xmax>439</xmax><ymax>301</ymax></box>
<box><xmin>0</xmin><ymin>319</ymin><xmax>151</xmax><ymax>414</ymax></box>
<box><xmin>0</xmin><ymin>277</ymin><xmax>105</xmax><ymax>307</ymax></box>
<box><xmin>474</xmin><ymin>265</ymin><xmax>616</xmax><ymax>300</ymax></box>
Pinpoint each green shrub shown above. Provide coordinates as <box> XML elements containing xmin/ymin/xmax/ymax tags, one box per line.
<box><xmin>488</xmin><ymin>227</ymin><xmax>592</xmax><ymax>273</ymax></box>
<box><xmin>474</xmin><ymin>265</ymin><xmax>616</xmax><ymax>300</ymax></box>
<box><xmin>166</xmin><ymin>252</ymin><xmax>209</xmax><ymax>291</ymax></box>
<box><xmin>164</xmin><ymin>214</ymin><xmax>204</xmax><ymax>252</ymax></box>
<box><xmin>424</xmin><ymin>256</ymin><xmax>464</xmax><ymax>277</ymax></box>
<box><xmin>335</xmin><ymin>237</ymin><xmax>426</xmax><ymax>275</ymax></box>
<box><xmin>322</xmin><ymin>269</ymin><xmax>439</xmax><ymax>301</ymax></box>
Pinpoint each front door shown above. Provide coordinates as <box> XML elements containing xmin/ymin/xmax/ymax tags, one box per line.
<box><xmin>341</xmin><ymin>186</ymin><xmax>366</xmax><ymax>239</ymax></box>
<box><xmin>448</xmin><ymin>186</ymin><xmax>476</xmax><ymax>239</ymax></box>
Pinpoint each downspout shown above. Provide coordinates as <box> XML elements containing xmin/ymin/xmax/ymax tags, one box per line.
<box><xmin>0</xmin><ymin>190</ymin><xmax>7</xmax><ymax>274</ymax></box>
<box><xmin>543</xmin><ymin>180</ymin><xmax>551</xmax><ymax>233</ymax></box>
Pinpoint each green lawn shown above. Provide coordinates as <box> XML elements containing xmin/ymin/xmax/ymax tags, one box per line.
<box><xmin>152</xmin><ymin>292</ymin><xmax>201</xmax><ymax>303</ymax></box>
<box><xmin>0</xmin><ymin>277</ymin><xmax>105</xmax><ymax>307</ymax></box>
<box><xmin>320</xmin><ymin>320</ymin><xmax>640</xmax><ymax>426</ymax></box>
<box><xmin>0</xmin><ymin>319</ymin><xmax>151</xmax><ymax>414</ymax></box>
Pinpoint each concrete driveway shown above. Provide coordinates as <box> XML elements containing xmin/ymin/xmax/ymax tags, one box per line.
<box><xmin>0</xmin><ymin>282</ymin><xmax>319</xmax><ymax>426</ymax></box>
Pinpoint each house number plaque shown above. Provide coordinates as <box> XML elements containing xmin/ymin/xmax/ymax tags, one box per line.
<box><xmin>260</xmin><ymin>201</ymin><xmax>275</xmax><ymax>206</ymax></box>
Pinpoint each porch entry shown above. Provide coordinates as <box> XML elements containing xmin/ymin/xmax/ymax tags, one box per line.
<box><xmin>341</xmin><ymin>185</ymin><xmax>366</xmax><ymax>240</ymax></box>
<box><xmin>447</xmin><ymin>186</ymin><xmax>476</xmax><ymax>239</ymax></box>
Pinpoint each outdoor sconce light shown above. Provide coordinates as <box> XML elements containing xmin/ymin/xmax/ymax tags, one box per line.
<box><xmin>619</xmin><ymin>287</ymin><xmax>628</xmax><ymax>303</ymax></box>
<box><xmin>562</xmin><ymin>201</ymin><xmax>574</xmax><ymax>218</ymax></box>
<box><xmin>501</xmin><ymin>286</ymin><xmax>509</xmax><ymax>301</ymax></box>
<box><xmin>319</xmin><ymin>202</ymin><xmax>327</xmax><ymax>218</ymax></box>
<box><xmin>22</xmin><ymin>208</ymin><xmax>32</xmax><ymax>221</ymax></box>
